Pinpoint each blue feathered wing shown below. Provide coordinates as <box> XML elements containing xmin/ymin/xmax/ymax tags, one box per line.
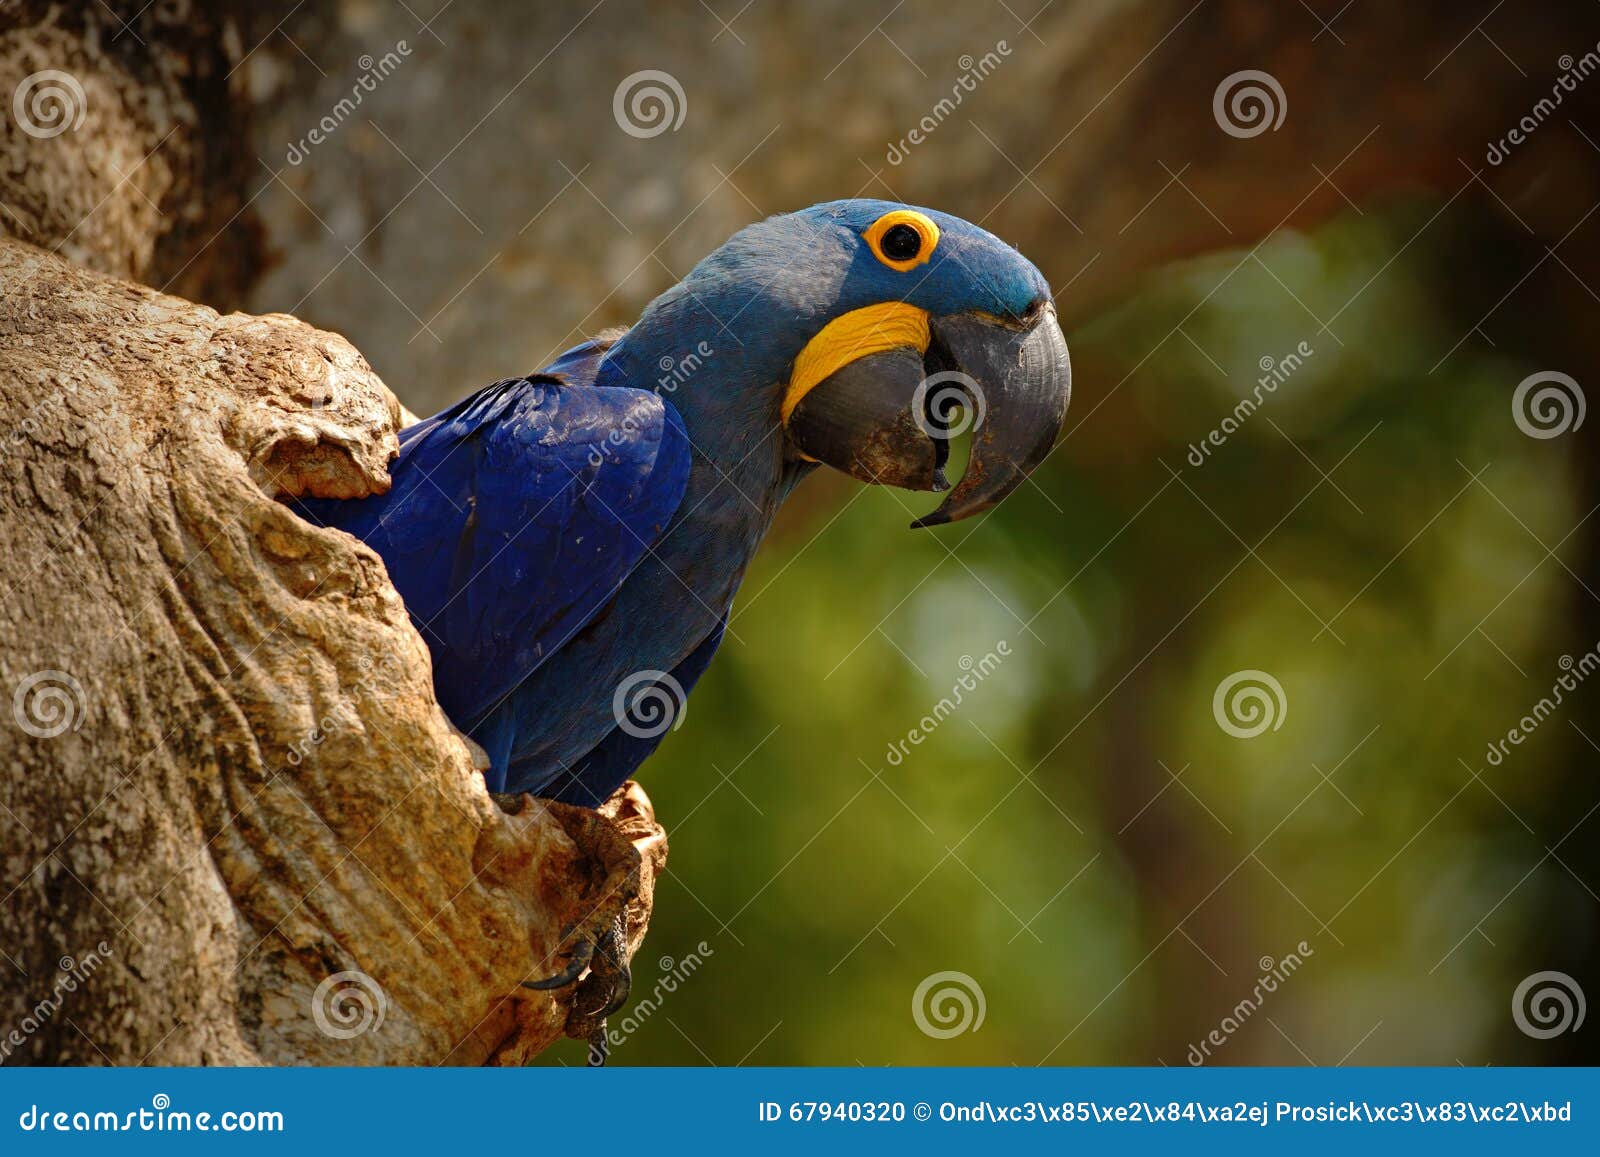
<box><xmin>295</xmin><ymin>371</ymin><xmax>691</xmax><ymax>761</ymax></box>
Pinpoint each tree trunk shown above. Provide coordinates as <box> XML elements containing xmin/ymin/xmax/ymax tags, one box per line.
<box><xmin>0</xmin><ymin>2</ymin><xmax>664</xmax><ymax>1066</ymax></box>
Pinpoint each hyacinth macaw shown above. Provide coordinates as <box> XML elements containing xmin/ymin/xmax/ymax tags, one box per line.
<box><xmin>296</xmin><ymin>200</ymin><xmax>1070</xmax><ymax>811</ymax></box>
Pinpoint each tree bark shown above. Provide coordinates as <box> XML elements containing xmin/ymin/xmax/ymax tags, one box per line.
<box><xmin>0</xmin><ymin>2</ymin><xmax>663</xmax><ymax>1066</ymax></box>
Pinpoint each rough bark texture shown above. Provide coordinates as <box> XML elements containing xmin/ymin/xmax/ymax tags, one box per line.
<box><xmin>0</xmin><ymin>236</ymin><xmax>663</xmax><ymax>1065</ymax></box>
<box><xmin>0</xmin><ymin>0</ymin><xmax>263</xmax><ymax>307</ymax></box>
<box><xmin>0</xmin><ymin>1</ymin><xmax>663</xmax><ymax>1066</ymax></box>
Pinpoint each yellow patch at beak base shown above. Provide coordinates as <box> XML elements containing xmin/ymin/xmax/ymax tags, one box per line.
<box><xmin>781</xmin><ymin>302</ymin><xmax>931</xmax><ymax>424</ymax></box>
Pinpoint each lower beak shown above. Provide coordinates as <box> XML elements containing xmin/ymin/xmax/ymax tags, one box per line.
<box><xmin>785</xmin><ymin>304</ymin><xmax>1071</xmax><ymax>527</ymax></box>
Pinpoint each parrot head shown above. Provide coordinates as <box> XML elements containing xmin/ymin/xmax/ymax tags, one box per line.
<box><xmin>603</xmin><ymin>198</ymin><xmax>1071</xmax><ymax>527</ymax></box>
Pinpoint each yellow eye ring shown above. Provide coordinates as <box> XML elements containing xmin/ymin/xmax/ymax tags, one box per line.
<box><xmin>864</xmin><ymin>209</ymin><xmax>940</xmax><ymax>272</ymax></box>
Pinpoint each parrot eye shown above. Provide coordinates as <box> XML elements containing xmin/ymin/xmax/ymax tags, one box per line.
<box><xmin>864</xmin><ymin>209</ymin><xmax>940</xmax><ymax>272</ymax></box>
<box><xmin>881</xmin><ymin>224</ymin><xmax>921</xmax><ymax>261</ymax></box>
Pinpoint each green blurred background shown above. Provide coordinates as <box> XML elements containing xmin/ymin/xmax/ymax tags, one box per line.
<box><xmin>232</xmin><ymin>0</ymin><xmax>1600</xmax><ymax>1064</ymax></box>
<box><xmin>528</xmin><ymin>202</ymin><xmax>1596</xmax><ymax>1065</ymax></box>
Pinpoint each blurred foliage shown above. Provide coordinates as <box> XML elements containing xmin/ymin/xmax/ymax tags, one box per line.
<box><xmin>538</xmin><ymin>198</ymin><xmax>1595</xmax><ymax>1067</ymax></box>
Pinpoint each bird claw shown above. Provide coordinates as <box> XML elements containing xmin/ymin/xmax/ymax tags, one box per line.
<box><xmin>571</xmin><ymin>916</ymin><xmax>631</xmax><ymax>1067</ymax></box>
<box><xmin>521</xmin><ymin>936</ymin><xmax>594</xmax><ymax>990</ymax></box>
<box><xmin>519</xmin><ymin>915</ymin><xmax>633</xmax><ymax>1066</ymax></box>
<box><xmin>585</xmin><ymin>918</ymin><xmax>632</xmax><ymax>1018</ymax></box>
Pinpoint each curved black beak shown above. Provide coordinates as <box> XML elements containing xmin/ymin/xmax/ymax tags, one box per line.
<box><xmin>785</xmin><ymin>304</ymin><xmax>1071</xmax><ymax>527</ymax></box>
<box><xmin>913</xmin><ymin>305</ymin><xmax>1071</xmax><ymax>527</ymax></box>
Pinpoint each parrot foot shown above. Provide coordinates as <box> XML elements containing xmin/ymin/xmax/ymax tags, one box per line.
<box><xmin>519</xmin><ymin>915</ymin><xmax>632</xmax><ymax>1066</ymax></box>
<box><xmin>489</xmin><ymin>790</ymin><xmax>526</xmax><ymax>815</ymax></box>
<box><xmin>567</xmin><ymin>915</ymin><xmax>631</xmax><ymax>1067</ymax></box>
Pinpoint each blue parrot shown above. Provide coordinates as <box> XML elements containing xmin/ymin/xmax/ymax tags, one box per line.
<box><xmin>295</xmin><ymin>200</ymin><xmax>1070</xmax><ymax>810</ymax></box>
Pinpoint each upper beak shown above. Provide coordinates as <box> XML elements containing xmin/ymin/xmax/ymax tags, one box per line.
<box><xmin>785</xmin><ymin>303</ymin><xmax>1071</xmax><ymax>528</ymax></box>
